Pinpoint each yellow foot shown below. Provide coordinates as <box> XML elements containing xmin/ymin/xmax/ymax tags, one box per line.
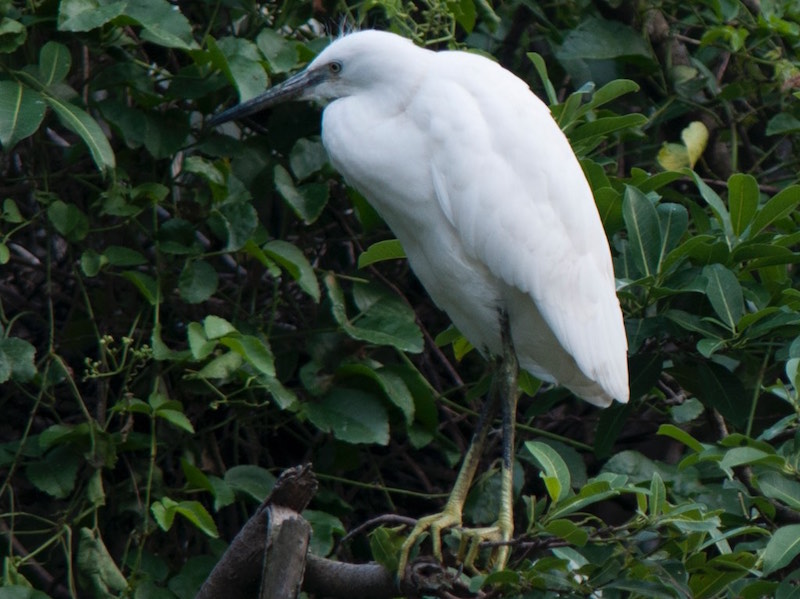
<box><xmin>398</xmin><ymin>507</ymin><xmax>461</xmax><ymax>576</ymax></box>
<box><xmin>398</xmin><ymin>511</ymin><xmax>513</xmax><ymax>576</ymax></box>
<box><xmin>456</xmin><ymin>522</ymin><xmax>512</xmax><ymax>573</ymax></box>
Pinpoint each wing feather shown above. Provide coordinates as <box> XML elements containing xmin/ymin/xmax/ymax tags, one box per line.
<box><xmin>420</xmin><ymin>52</ymin><xmax>629</xmax><ymax>404</ymax></box>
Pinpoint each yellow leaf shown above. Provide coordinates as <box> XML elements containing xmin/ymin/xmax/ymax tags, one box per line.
<box><xmin>657</xmin><ymin>142</ymin><xmax>689</xmax><ymax>171</ymax></box>
<box><xmin>681</xmin><ymin>121</ymin><xmax>709</xmax><ymax>167</ymax></box>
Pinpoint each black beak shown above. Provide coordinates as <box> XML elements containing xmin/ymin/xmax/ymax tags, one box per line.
<box><xmin>208</xmin><ymin>68</ymin><xmax>321</xmax><ymax>127</ymax></box>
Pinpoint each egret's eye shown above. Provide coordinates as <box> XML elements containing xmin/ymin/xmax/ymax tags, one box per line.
<box><xmin>328</xmin><ymin>61</ymin><xmax>343</xmax><ymax>74</ymax></box>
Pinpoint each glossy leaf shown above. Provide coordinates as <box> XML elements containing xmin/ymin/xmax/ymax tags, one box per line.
<box><xmin>263</xmin><ymin>239</ymin><xmax>320</xmax><ymax>302</ymax></box>
<box><xmin>703</xmin><ymin>264</ymin><xmax>744</xmax><ymax>330</ymax></box>
<box><xmin>757</xmin><ymin>471</ymin><xmax>800</xmax><ymax>510</ymax></box>
<box><xmin>325</xmin><ymin>274</ymin><xmax>423</xmax><ymax>353</ymax></box>
<box><xmin>763</xmin><ymin>525</ymin><xmax>800</xmax><ymax>575</ymax></box>
<box><xmin>657</xmin><ymin>203</ymin><xmax>689</xmax><ymax>263</ymax></box>
<box><xmin>220</xmin><ymin>335</ymin><xmax>275</xmax><ymax>377</ymax></box>
<box><xmin>0</xmin><ymin>81</ymin><xmax>46</xmax><ymax>148</ymax></box>
<box><xmin>525</xmin><ymin>441</ymin><xmax>571</xmax><ymax>502</ymax></box>
<box><xmin>274</xmin><ymin>165</ymin><xmax>328</xmax><ymax>224</ymax></box>
<box><xmin>305</xmin><ymin>388</ymin><xmax>390</xmax><ymax>445</ymax></box>
<box><xmin>622</xmin><ymin>186</ymin><xmax>661</xmax><ymax>277</ymax></box>
<box><xmin>0</xmin><ymin>17</ymin><xmax>27</xmax><ymax>53</ymax></box>
<box><xmin>38</xmin><ymin>41</ymin><xmax>71</xmax><ymax>85</ymax></box>
<box><xmin>178</xmin><ymin>260</ymin><xmax>219</xmax><ymax>304</ymax></box>
<box><xmin>649</xmin><ymin>471</ymin><xmax>666</xmax><ymax>517</ymax></box>
<box><xmin>728</xmin><ymin>173</ymin><xmax>759</xmax><ymax>237</ymax></box>
<box><xmin>358</xmin><ymin>239</ymin><xmax>407</xmax><ymax>268</ymax></box>
<box><xmin>209</xmin><ymin>36</ymin><xmax>267</xmax><ymax>103</ymax></box>
<box><xmin>750</xmin><ymin>185</ymin><xmax>800</xmax><ymax>238</ymax></box>
<box><xmin>45</xmin><ymin>95</ymin><xmax>115</xmax><ymax>173</ymax></box>
<box><xmin>224</xmin><ymin>465</ymin><xmax>276</xmax><ymax>502</ymax></box>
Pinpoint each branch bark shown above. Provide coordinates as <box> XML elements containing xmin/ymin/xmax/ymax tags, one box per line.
<box><xmin>194</xmin><ymin>464</ymin><xmax>453</xmax><ymax>599</ymax></box>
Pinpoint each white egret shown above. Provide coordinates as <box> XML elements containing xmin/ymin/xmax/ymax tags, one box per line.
<box><xmin>209</xmin><ymin>30</ymin><xmax>629</xmax><ymax>574</ymax></box>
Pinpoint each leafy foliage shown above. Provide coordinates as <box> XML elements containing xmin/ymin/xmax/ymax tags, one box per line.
<box><xmin>3</xmin><ymin>0</ymin><xmax>800</xmax><ymax>597</ymax></box>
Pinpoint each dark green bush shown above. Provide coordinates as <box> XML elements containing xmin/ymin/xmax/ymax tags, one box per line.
<box><xmin>3</xmin><ymin>0</ymin><xmax>800</xmax><ymax>597</ymax></box>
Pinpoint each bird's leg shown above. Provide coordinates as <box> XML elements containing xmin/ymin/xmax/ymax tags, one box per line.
<box><xmin>398</xmin><ymin>311</ymin><xmax>520</xmax><ymax>576</ymax></box>
<box><xmin>493</xmin><ymin>310</ymin><xmax>521</xmax><ymax>568</ymax></box>
<box><xmin>397</xmin><ymin>365</ymin><xmax>501</xmax><ymax>576</ymax></box>
<box><xmin>457</xmin><ymin>310</ymin><xmax>519</xmax><ymax>572</ymax></box>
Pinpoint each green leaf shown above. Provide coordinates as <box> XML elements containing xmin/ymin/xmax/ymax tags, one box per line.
<box><xmin>256</xmin><ymin>28</ymin><xmax>299</xmax><ymax>74</ymax></box>
<box><xmin>325</xmin><ymin>275</ymin><xmax>423</xmax><ymax>353</ymax></box>
<box><xmin>548</xmin><ymin>479</ymin><xmax>622</xmax><ymax>519</ymax></box>
<box><xmin>763</xmin><ymin>524</ymin><xmax>800</xmax><ymax>575</ymax></box>
<box><xmin>196</xmin><ymin>351</ymin><xmax>242</xmax><ymax>379</ymax></box>
<box><xmin>669</xmin><ymin>397</ymin><xmax>705</xmax><ymax>424</ymax></box>
<box><xmin>39</xmin><ymin>41</ymin><xmax>71</xmax><ymax>86</ymax></box>
<box><xmin>588</xmin><ymin>79</ymin><xmax>640</xmax><ymax>108</ymax></box>
<box><xmin>757</xmin><ymin>471</ymin><xmax>800</xmax><ymax>510</ymax></box>
<box><xmin>0</xmin><ymin>336</ymin><xmax>37</xmax><ymax>383</ymax></box>
<box><xmin>703</xmin><ymin>264</ymin><xmax>744</xmax><ymax>331</ymax></box>
<box><xmin>101</xmin><ymin>245</ymin><xmax>146</xmax><ymax>267</ymax></box>
<box><xmin>368</xmin><ymin>526</ymin><xmax>404</xmax><ymax>573</ymax></box>
<box><xmin>648</xmin><ymin>471</ymin><xmax>666</xmax><ymax>517</ymax></box>
<box><xmin>688</xmin><ymin>170</ymin><xmax>734</xmax><ymax>243</ymax></box>
<box><xmin>305</xmin><ymin>388</ymin><xmax>390</xmax><ymax>445</ymax></box>
<box><xmin>45</xmin><ymin>96</ymin><xmax>115</xmax><ymax>174</ymax></box>
<box><xmin>358</xmin><ymin>239</ymin><xmax>407</xmax><ymax>268</ymax></box>
<box><xmin>556</xmin><ymin>16</ymin><xmax>653</xmax><ymax>61</ymax></box>
<box><xmin>220</xmin><ymin>334</ymin><xmax>275</xmax><ymax>377</ymax></box>
<box><xmin>151</xmin><ymin>497</ymin><xmax>219</xmax><ymax>537</ymax></box>
<box><xmin>544</xmin><ymin>519</ymin><xmax>589</xmax><ymax>547</ymax></box>
<box><xmin>303</xmin><ymin>509</ymin><xmax>345</xmax><ymax>557</ymax></box>
<box><xmin>187</xmin><ymin>322</ymin><xmax>215</xmax><ymax>360</ymax></box>
<box><xmin>224</xmin><ymin>465</ymin><xmax>276</xmax><ymax>502</ymax></box>
<box><xmin>594</xmin><ymin>401</ymin><xmax>634</xmax><ymax>458</ymax></box>
<box><xmin>670</xmin><ymin>362</ymin><xmax>747</xmax><ymax>428</ymax></box>
<box><xmin>0</xmin><ymin>18</ymin><xmax>26</xmax><ymax>54</ymax></box>
<box><xmin>337</xmin><ymin>363</ymin><xmax>415</xmax><ymax>425</ymax></box>
<box><xmin>210</xmin><ymin>36</ymin><xmax>267</xmax><ymax>103</ymax></box>
<box><xmin>728</xmin><ymin>173</ymin><xmax>759</xmax><ymax>237</ymax></box>
<box><xmin>657</xmin><ymin>203</ymin><xmax>689</xmax><ymax>262</ymax></box>
<box><xmin>124</xmin><ymin>0</ymin><xmax>197</xmax><ymax>50</ymax></box>
<box><xmin>657</xmin><ymin>424</ymin><xmax>704</xmax><ymax>453</ymax></box>
<box><xmin>527</xmin><ymin>52</ymin><xmax>558</xmax><ymax>106</ymax></box>
<box><xmin>122</xmin><ymin>271</ymin><xmax>160</xmax><ymax>305</ymax></box>
<box><xmin>58</xmin><ymin>0</ymin><xmax>126</xmax><ymax>31</ymax></box>
<box><xmin>3</xmin><ymin>198</ymin><xmax>24</xmax><ymax>224</ymax></box>
<box><xmin>448</xmin><ymin>0</ymin><xmax>477</xmax><ymax>32</ymax></box>
<box><xmin>155</xmin><ymin>408</ymin><xmax>195</xmax><ymax>434</ymax></box>
<box><xmin>622</xmin><ymin>186</ymin><xmax>661</xmax><ymax>277</ymax></box>
<box><xmin>179</xmin><ymin>260</ymin><xmax>219</xmax><ymax>304</ymax></box>
<box><xmin>0</xmin><ymin>81</ymin><xmax>46</xmax><ymax>149</ymax></box>
<box><xmin>570</xmin><ymin>114</ymin><xmax>648</xmax><ymax>142</ymax></box>
<box><xmin>750</xmin><ymin>185</ymin><xmax>800</xmax><ymax>238</ymax></box>
<box><xmin>77</xmin><ymin>528</ymin><xmax>127</xmax><ymax>596</ymax></box>
<box><xmin>211</xmin><ymin>202</ymin><xmax>257</xmax><ymax>251</ymax></box>
<box><xmin>47</xmin><ymin>200</ymin><xmax>88</xmax><ymax>241</ymax></box>
<box><xmin>766</xmin><ymin>112</ymin><xmax>800</xmax><ymax>136</ymax></box>
<box><xmin>203</xmin><ymin>315</ymin><xmax>236</xmax><ymax>339</ymax></box>
<box><xmin>182</xmin><ymin>461</ymin><xmax>234</xmax><ymax>511</ymax></box>
<box><xmin>289</xmin><ymin>137</ymin><xmax>328</xmax><ymax>180</ymax></box>
<box><xmin>26</xmin><ymin>446</ymin><xmax>80</xmax><ymax>498</ymax></box>
<box><xmin>274</xmin><ymin>165</ymin><xmax>328</xmax><ymax>224</ymax></box>
<box><xmin>263</xmin><ymin>239</ymin><xmax>320</xmax><ymax>302</ymax></box>
<box><xmin>718</xmin><ymin>447</ymin><xmax>784</xmax><ymax>476</ymax></box>
<box><xmin>525</xmin><ymin>441</ymin><xmax>570</xmax><ymax>502</ymax></box>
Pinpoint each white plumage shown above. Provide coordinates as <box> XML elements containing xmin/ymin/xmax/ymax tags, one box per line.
<box><xmin>210</xmin><ymin>28</ymin><xmax>631</xmax><ymax>573</ymax></box>
<box><xmin>312</xmin><ymin>31</ymin><xmax>628</xmax><ymax>406</ymax></box>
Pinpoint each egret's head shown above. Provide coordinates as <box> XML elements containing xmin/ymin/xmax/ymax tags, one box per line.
<box><xmin>208</xmin><ymin>30</ymin><xmax>426</xmax><ymax>127</ymax></box>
